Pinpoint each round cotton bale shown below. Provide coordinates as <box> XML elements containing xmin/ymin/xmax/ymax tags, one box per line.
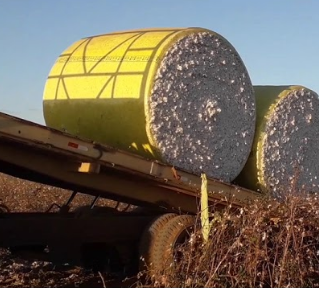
<box><xmin>236</xmin><ymin>85</ymin><xmax>319</xmax><ymax>196</ymax></box>
<box><xmin>43</xmin><ymin>27</ymin><xmax>256</xmax><ymax>182</ymax></box>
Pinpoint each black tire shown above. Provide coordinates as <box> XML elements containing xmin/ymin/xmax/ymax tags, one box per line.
<box><xmin>152</xmin><ymin>215</ymin><xmax>195</xmax><ymax>273</ymax></box>
<box><xmin>138</xmin><ymin>213</ymin><xmax>177</xmax><ymax>272</ymax></box>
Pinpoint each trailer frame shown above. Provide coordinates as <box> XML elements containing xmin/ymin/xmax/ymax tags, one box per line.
<box><xmin>0</xmin><ymin>112</ymin><xmax>261</xmax><ymax>213</ymax></box>
<box><xmin>0</xmin><ymin>111</ymin><xmax>262</xmax><ymax>270</ymax></box>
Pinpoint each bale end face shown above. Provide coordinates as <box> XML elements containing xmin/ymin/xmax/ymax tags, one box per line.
<box><xmin>259</xmin><ymin>87</ymin><xmax>319</xmax><ymax>196</ymax></box>
<box><xmin>148</xmin><ymin>31</ymin><xmax>256</xmax><ymax>182</ymax></box>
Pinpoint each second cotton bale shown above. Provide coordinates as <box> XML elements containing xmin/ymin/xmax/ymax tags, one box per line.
<box><xmin>236</xmin><ymin>85</ymin><xmax>319</xmax><ymax>196</ymax></box>
<box><xmin>43</xmin><ymin>27</ymin><xmax>256</xmax><ymax>182</ymax></box>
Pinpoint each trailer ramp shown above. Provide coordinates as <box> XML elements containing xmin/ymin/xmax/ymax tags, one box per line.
<box><xmin>0</xmin><ymin>112</ymin><xmax>261</xmax><ymax>213</ymax></box>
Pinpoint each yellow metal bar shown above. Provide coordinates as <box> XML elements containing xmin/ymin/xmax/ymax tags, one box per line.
<box><xmin>78</xmin><ymin>162</ymin><xmax>100</xmax><ymax>173</ymax></box>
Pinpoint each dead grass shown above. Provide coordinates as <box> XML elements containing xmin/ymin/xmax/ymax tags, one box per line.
<box><xmin>3</xmin><ymin>172</ymin><xmax>319</xmax><ymax>287</ymax></box>
<box><xmin>0</xmin><ymin>172</ymin><xmax>125</xmax><ymax>212</ymax></box>
<box><xmin>0</xmin><ymin>172</ymin><xmax>136</xmax><ymax>287</ymax></box>
<box><xmin>139</xmin><ymin>193</ymin><xmax>319</xmax><ymax>288</ymax></box>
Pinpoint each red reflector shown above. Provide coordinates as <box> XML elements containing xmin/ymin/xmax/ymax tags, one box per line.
<box><xmin>68</xmin><ymin>142</ymin><xmax>79</xmax><ymax>149</ymax></box>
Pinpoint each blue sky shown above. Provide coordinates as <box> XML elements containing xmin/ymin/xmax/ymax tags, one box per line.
<box><xmin>0</xmin><ymin>0</ymin><xmax>318</xmax><ymax>124</ymax></box>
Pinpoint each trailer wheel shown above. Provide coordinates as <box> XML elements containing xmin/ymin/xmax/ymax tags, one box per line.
<box><xmin>152</xmin><ymin>215</ymin><xmax>195</xmax><ymax>273</ymax></box>
<box><xmin>138</xmin><ymin>213</ymin><xmax>177</xmax><ymax>272</ymax></box>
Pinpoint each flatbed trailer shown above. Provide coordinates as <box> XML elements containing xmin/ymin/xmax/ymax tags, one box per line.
<box><xmin>0</xmin><ymin>111</ymin><xmax>262</xmax><ymax>272</ymax></box>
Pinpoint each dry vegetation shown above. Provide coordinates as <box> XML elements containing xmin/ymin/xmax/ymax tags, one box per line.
<box><xmin>139</xmin><ymin>193</ymin><xmax>319</xmax><ymax>288</ymax></box>
<box><xmin>0</xmin><ymin>172</ymin><xmax>121</xmax><ymax>213</ymax></box>
<box><xmin>2</xmin><ymin>172</ymin><xmax>319</xmax><ymax>288</ymax></box>
<box><xmin>0</xmin><ymin>172</ymin><xmax>134</xmax><ymax>288</ymax></box>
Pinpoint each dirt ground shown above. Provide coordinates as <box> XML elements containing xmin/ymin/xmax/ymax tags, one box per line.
<box><xmin>0</xmin><ymin>172</ymin><xmax>139</xmax><ymax>288</ymax></box>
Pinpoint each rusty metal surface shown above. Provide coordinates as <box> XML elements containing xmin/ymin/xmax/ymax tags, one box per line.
<box><xmin>0</xmin><ymin>112</ymin><xmax>261</xmax><ymax>213</ymax></box>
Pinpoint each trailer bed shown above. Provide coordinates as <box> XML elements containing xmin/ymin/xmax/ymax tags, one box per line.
<box><xmin>0</xmin><ymin>112</ymin><xmax>261</xmax><ymax>213</ymax></box>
